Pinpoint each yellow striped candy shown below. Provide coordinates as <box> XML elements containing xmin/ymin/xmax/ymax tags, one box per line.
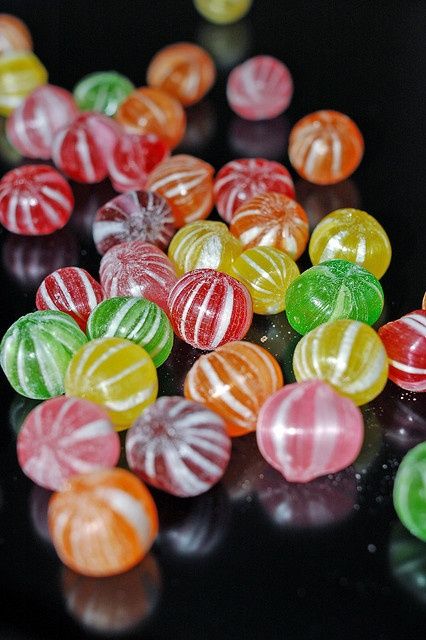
<box><xmin>0</xmin><ymin>51</ymin><xmax>47</xmax><ymax>116</ymax></box>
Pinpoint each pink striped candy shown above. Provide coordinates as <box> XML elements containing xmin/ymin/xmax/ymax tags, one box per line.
<box><xmin>17</xmin><ymin>396</ymin><xmax>121</xmax><ymax>491</ymax></box>
<box><xmin>108</xmin><ymin>133</ymin><xmax>169</xmax><ymax>193</ymax></box>
<box><xmin>168</xmin><ymin>268</ymin><xmax>253</xmax><ymax>350</ymax></box>
<box><xmin>36</xmin><ymin>267</ymin><xmax>104</xmax><ymax>330</ymax></box>
<box><xmin>126</xmin><ymin>396</ymin><xmax>231</xmax><ymax>497</ymax></box>
<box><xmin>227</xmin><ymin>55</ymin><xmax>293</xmax><ymax>121</ymax></box>
<box><xmin>0</xmin><ymin>165</ymin><xmax>74</xmax><ymax>235</ymax></box>
<box><xmin>256</xmin><ymin>380</ymin><xmax>364</xmax><ymax>483</ymax></box>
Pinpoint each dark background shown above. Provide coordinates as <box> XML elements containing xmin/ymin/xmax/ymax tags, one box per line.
<box><xmin>0</xmin><ymin>1</ymin><xmax>425</xmax><ymax>639</ymax></box>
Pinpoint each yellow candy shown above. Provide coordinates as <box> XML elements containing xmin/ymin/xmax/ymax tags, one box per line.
<box><xmin>194</xmin><ymin>0</ymin><xmax>253</xmax><ymax>24</ymax></box>
<box><xmin>0</xmin><ymin>50</ymin><xmax>47</xmax><ymax>116</ymax></box>
<box><xmin>309</xmin><ymin>208</ymin><xmax>391</xmax><ymax>279</ymax></box>
<box><xmin>293</xmin><ymin>319</ymin><xmax>388</xmax><ymax>405</ymax></box>
<box><xmin>64</xmin><ymin>337</ymin><xmax>158</xmax><ymax>430</ymax></box>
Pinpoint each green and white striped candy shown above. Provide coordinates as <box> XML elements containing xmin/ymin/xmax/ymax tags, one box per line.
<box><xmin>73</xmin><ymin>71</ymin><xmax>134</xmax><ymax>116</ymax></box>
<box><xmin>394</xmin><ymin>442</ymin><xmax>426</xmax><ymax>542</ymax></box>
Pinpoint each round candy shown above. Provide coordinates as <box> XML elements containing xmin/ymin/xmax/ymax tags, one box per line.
<box><xmin>309</xmin><ymin>208</ymin><xmax>392</xmax><ymax>279</ymax></box>
<box><xmin>126</xmin><ymin>396</ymin><xmax>231</xmax><ymax>496</ymax></box>
<box><xmin>48</xmin><ymin>468</ymin><xmax>158</xmax><ymax>577</ymax></box>
<box><xmin>147</xmin><ymin>42</ymin><xmax>216</xmax><ymax>107</ymax></box>
<box><xmin>0</xmin><ymin>164</ymin><xmax>74</xmax><ymax>235</ymax></box>
<box><xmin>293</xmin><ymin>319</ymin><xmax>388</xmax><ymax>406</ymax></box>
<box><xmin>213</xmin><ymin>157</ymin><xmax>295</xmax><ymax>223</ymax></box>
<box><xmin>285</xmin><ymin>259</ymin><xmax>384</xmax><ymax>335</ymax></box>
<box><xmin>289</xmin><ymin>110</ymin><xmax>364</xmax><ymax>185</ymax></box>
<box><xmin>168</xmin><ymin>269</ymin><xmax>252</xmax><ymax>350</ymax></box>
<box><xmin>146</xmin><ymin>154</ymin><xmax>214</xmax><ymax>228</ymax></box>
<box><xmin>194</xmin><ymin>0</ymin><xmax>253</xmax><ymax>24</ymax></box>
<box><xmin>423</xmin><ymin>292</ymin><xmax>426</xmax><ymax>310</ymax></box>
<box><xmin>99</xmin><ymin>241</ymin><xmax>177</xmax><ymax>313</ymax></box>
<box><xmin>185</xmin><ymin>340</ymin><xmax>283</xmax><ymax>437</ymax></box>
<box><xmin>116</xmin><ymin>86</ymin><xmax>186</xmax><ymax>149</ymax></box>
<box><xmin>87</xmin><ymin>297</ymin><xmax>173</xmax><ymax>368</ymax></box>
<box><xmin>0</xmin><ymin>51</ymin><xmax>47</xmax><ymax>116</ymax></box>
<box><xmin>256</xmin><ymin>380</ymin><xmax>364</xmax><ymax>483</ymax></box>
<box><xmin>107</xmin><ymin>133</ymin><xmax>169</xmax><ymax>193</ymax></box>
<box><xmin>394</xmin><ymin>443</ymin><xmax>426</xmax><ymax>542</ymax></box>
<box><xmin>36</xmin><ymin>267</ymin><xmax>104</xmax><ymax>331</ymax></box>
<box><xmin>73</xmin><ymin>70</ymin><xmax>134</xmax><ymax>116</ymax></box>
<box><xmin>227</xmin><ymin>55</ymin><xmax>293</xmax><ymax>121</ymax></box>
<box><xmin>231</xmin><ymin>246</ymin><xmax>300</xmax><ymax>315</ymax></box>
<box><xmin>0</xmin><ymin>310</ymin><xmax>87</xmax><ymax>399</ymax></box>
<box><xmin>168</xmin><ymin>220</ymin><xmax>242</xmax><ymax>276</ymax></box>
<box><xmin>0</xmin><ymin>14</ymin><xmax>32</xmax><ymax>55</ymax></box>
<box><xmin>17</xmin><ymin>397</ymin><xmax>120</xmax><ymax>491</ymax></box>
<box><xmin>230</xmin><ymin>192</ymin><xmax>309</xmax><ymax>260</ymax></box>
<box><xmin>94</xmin><ymin>190</ymin><xmax>175</xmax><ymax>255</ymax></box>
<box><xmin>378</xmin><ymin>310</ymin><xmax>426</xmax><ymax>392</ymax></box>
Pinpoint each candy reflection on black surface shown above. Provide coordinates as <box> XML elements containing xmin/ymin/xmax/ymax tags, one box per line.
<box><xmin>389</xmin><ymin>522</ymin><xmax>426</xmax><ymax>606</ymax></box>
<box><xmin>8</xmin><ymin>394</ymin><xmax>41</xmax><ymax>437</ymax></box>
<box><xmin>178</xmin><ymin>100</ymin><xmax>217</xmax><ymax>153</ymax></box>
<box><xmin>228</xmin><ymin>115</ymin><xmax>289</xmax><ymax>160</ymax></box>
<box><xmin>295</xmin><ymin>178</ymin><xmax>361</xmax><ymax>230</ymax></box>
<box><xmin>29</xmin><ymin>485</ymin><xmax>52</xmax><ymax>544</ymax></box>
<box><xmin>354</xmin><ymin>402</ymin><xmax>385</xmax><ymax>475</ymax></box>
<box><xmin>221</xmin><ymin>433</ymin><xmax>268</xmax><ymax>501</ymax></box>
<box><xmin>378</xmin><ymin>387</ymin><xmax>426</xmax><ymax>452</ymax></box>
<box><xmin>196</xmin><ymin>20</ymin><xmax>252</xmax><ymax>71</ymax></box>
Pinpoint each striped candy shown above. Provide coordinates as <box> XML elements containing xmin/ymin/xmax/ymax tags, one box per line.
<box><xmin>168</xmin><ymin>269</ymin><xmax>253</xmax><ymax>350</ymax></box>
<box><xmin>185</xmin><ymin>340</ymin><xmax>283</xmax><ymax>436</ymax></box>
<box><xmin>48</xmin><ymin>468</ymin><xmax>158</xmax><ymax>577</ymax></box>
<box><xmin>17</xmin><ymin>396</ymin><xmax>120</xmax><ymax>491</ymax></box>
<box><xmin>214</xmin><ymin>158</ymin><xmax>295</xmax><ymax>223</ymax></box>
<box><xmin>87</xmin><ymin>297</ymin><xmax>173</xmax><ymax>368</ymax></box>
<box><xmin>393</xmin><ymin>442</ymin><xmax>426</xmax><ymax>542</ymax></box>
<box><xmin>0</xmin><ymin>50</ymin><xmax>47</xmax><ymax>116</ymax></box>
<box><xmin>108</xmin><ymin>133</ymin><xmax>169</xmax><ymax>193</ymax></box>
<box><xmin>378</xmin><ymin>310</ymin><xmax>426</xmax><ymax>392</ymax></box>
<box><xmin>126</xmin><ymin>396</ymin><xmax>231</xmax><ymax>496</ymax></box>
<box><xmin>256</xmin><ymin>380</ymin><xmax>364</xmax><ymax>483</ymax></box>
<box><xmin>73</xmin><ymin>70</ymin><xmax>134</xmax><ymax>116</ymax></box>
<box><xmin>36</xmin><ymin>267</ymin><xmax>104</xmax><ymax>331</ymax></box>
<box><xmin>293</xmin><ymin>319</ymin><xmax>388</xmax><ymax>405</ymax></box>
<box><xmin>0</xmin><ymin>165</ymin><xmax>74</xmax><ymax>235</ymax></box>
<box><xmin>146</xmin><ymin>154</ymin><xmax>214</xmax><ymax>228</ymax></box>
<box><xmin>0</xmin><ymin>14</ymin><xmax>32</xmax><ymax>55</ymax></box>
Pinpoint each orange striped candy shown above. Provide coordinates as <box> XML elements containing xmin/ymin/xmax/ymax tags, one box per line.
<box><xmin>0</xmin><ymin>14</ymin><xmax>32</xmax><ymax>55</ymax></box>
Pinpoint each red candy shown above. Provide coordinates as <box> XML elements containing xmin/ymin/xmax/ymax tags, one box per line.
<box><xmin>108</xmin><ymin>133</ymin><xmax>169</xmax><ymax>193</ymax></box>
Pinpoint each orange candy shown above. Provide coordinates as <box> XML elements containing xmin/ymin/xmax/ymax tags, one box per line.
<box><xmin>48</xmin><ymin>468</ymin><xmax>158</xmax><ymax>577</ymax></box>
<box><xmin>147</xmin><ymin>42</ymin><xmax>216</xmax><ymax>107</ymax></box>
<box><xmin>116</xmin><ymin>86</ymin><xmax>186</xmax><ymax>149</ymax></box>
<box><xmin>0</xmin><ymin>14</ymin><xmax>32</xmax><ymax>55</ymax></box>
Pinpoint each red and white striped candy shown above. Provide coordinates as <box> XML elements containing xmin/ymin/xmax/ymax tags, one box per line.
<box><xmin>108</xmin><ymin>132</ymin><xmax>169</xmax><ymax>192</ymax></box>
<box><xmin>17</xmin><ymin>396</ymin><xmax>121</xmax><ymax>491</ymax></box>
<box><xmin>36</xmin><ymin>266</ymin><xmax>104</xmax><ymax>330</ymax></box>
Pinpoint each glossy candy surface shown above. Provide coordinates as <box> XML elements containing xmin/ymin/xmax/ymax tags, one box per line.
<box><xmin>48</xmin><ymin>468</ymin><xmax>158</xmax><ymax>577</ymax></box>
<box><xmin>74</xmin><ymin>71</ymin><xmax>134</xmax><ymax>116</ymax></box>
<box><xmin>227</xmin><ymin>55</ymin><xmax>293</xmax><ymax>121</ymax></box>
<box><xmin>285</xmin><ymin>259</ymin><xmax>384</xmax><ymax>335</ymax></box>
<box><xmin>0</xmin><ymin>310</ymin><xmax>87</xmax><ymax>399</ymax></box>
<box><xmin>0</xmin><ymin>51</ymin><xmax>47</xmax><ymax>116</ymax></box>
<box><xmin>394</xmin><ymin>443</ymin><xmax>426</xmax><ymax>542</ymax></box>
<box><xmin>0</xmin><ymin>164</ymin><xmax>74</xmax><ymax>235</ymax></box>
<box><xmin>256</xmin><ymin>380</ymin><xmax>364</xmax><ymax>483</ymax></box>
<box><xmin>293</xmin><ymin>319</ymin><xmax>388</xmax><ymax>405</ymax></box>
<box><xmin>168</xmin><ymin>269</ymin><xmax>252</xmax><ymax>350</ymax></box>
<box><xmin>0</xmin><ymin>14</ymin><xmax>32</xmax><ymax>54</ymax></box>
<box><xmin>107</xmin><ymin>133</ymin><xmax>169</xmax><ymax>193</ymax></box>
<box><xmin>309</xmin><ymin>208</ymin><xmax>392</xmax><ymax>279</ymax></box>
<box><xmin>17</xmin><ymin>396</ymin><xmax>120</xmax><ymax>491</ymax></box>
<box><xmin>185</xmin><ymin>340</ymin><xmax>283</xmax><ymax>436</ymax></box>
<box><xmin>126</xmin><ymin>396</ymin><xmax>231</xmax><ymax>496</ymax></box>
<box><xmin>194</xmin><ymin>0</ymin><xmax>253</xmax><ymax>24</ymax></box>
<box><xmin>230</xmin><ymin>191</ymin><xmax>309</xmax><ymax>260</ymax></box>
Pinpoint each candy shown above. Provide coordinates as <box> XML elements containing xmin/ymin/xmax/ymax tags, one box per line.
<box><xmin>393</xmin><ymin>442</ymin><xmax>426</xmax><ymax>542</ymax></box>
<box><xmin>213</xmin><ymin>157</ymin><xmax>295</xmax><ymax>223</ymax></box>
<box><xmin>168</xmin><ymin>269</ymin><xmax>252</xmax><ymax>350</ymax></box>
<box><xmin>378</xmin><ymin>310</ymin><xmax>426</xmax><ymax>392</ymax></box>
<box><xmin>231</xmin><ymin>246</ymin><xmax>300</xmax><ymax>315</ymax></box>
<box><xmin>194</xmin><ymin>0</ymin><xmax>253</xmax><ymax>24</ymax></box>
<box><xmin>0</xmin><ymin>51</ymin><xmax>47</xmax><ymax>116</ymax></box>
<box><xmin>17</xmin><ymin>397</ymin><xmax>120</xmax><ymax>491</ymax></box>
<box><xmin>309</xmin><ymin>208</ymin><xmax>392</xmax><ymax>279</ymax></box>
<box><xmin>126</xmin><ymin>396</ymin><xmax>231</xmax><ymax>496</ymax></box>
<box><xmin>94</xmin><ymin>190</ymin><xmax>174</xmax><ymax>255</ymax></box>
<box><xmin>0</xmin><ymin>310</ymin><xmax>87</xmax><ymax>399</ymax></box>
<box><xmin>146</xmin><ymin>154</ymin><xmax>214</xmax><ymax>228</ymax></box>
<box><xmin>147</xmin><ymin>42</ymin><xmax>216</xmax><ymax>107</ymax></box>
<box><xmin>423</xmin><ymin>293</ymin><xmax>426</xmax><ymax>310</ymax></box>
<box><xmin>48</xmin><ymin>468</ymin><xmax>158</xmax><ymax>577</ymax></box>
<box><xmin>227</xmin><ymin>55</ymin><xmax>293</xmax><ymax>121</ymax></box>
<box><xmin>168</xmin><ymin>220</ymin><xmax>242</xmax><ymax>276</ymax></box>
<box><xmin>107</xmin><ymin>133</ymin><xmax>169</xmax><ymax>193</ymax></box>
<box><xmin>285</xmin><ymin>259</ymin><xmax>384</xmax><ymax>335</ymax></box>
<box><xmin>289</xmin><ymin>110</ymin><xmax>364</xmax><ymax>185</ymax></box>
<box><xmin>64</xmin><ymin>337</ymin><xmax>158</xmax><ymax>429</ymax></box>
<box><xmin>116</xmin><ymin>86</ymin><xmax>186</xmax><ymax>149</ymax></box>
<box><xmin>99</xmin><ymin>241</ymin><xmax>177</xmax><ymax>313</ymax></box>
<box><xmin>185</xmin><ymin>340</ymin><xmax>283</xmax><ymax>436</ymax></box>
<box><xmin>229</xmin><ymin>114</ymin><xmax>289</xmax><ymax>160</ymax></box>
<box><xmin>256</xmin><ymin>380</ymin><xmax>364</xmax><ymax>483</ymax></box>
<box><xmin>73</xmin><ymin>70</ymin><xmax>134</xmax><ymax>116</ymax></box>
<box><xmin>293</xmin><ymin>319</ymin><xmax>388</xmax><ymax>405</ymax></box>
<box><xmin>36</xmin><ymin>267</ymin><xmax>104</xmax><ymax>331</ymax></box>
<box><xmin>0</xmin><ymin>14</ymin><xmax>32</xmax><ymax>54</ymax></box>
<box><xmin>0</xmin><ymin>164</ymin><xmax>74</xmax><ymax>235</ymax></box>
<box><xmin>86</xmin><ymin>297</ymin><xmax>173</xmax><ymax>368</ymax></box>
<box><xmin>230</xmin><ymin>192</ymin><xmax>309</xmax><ymax>260</ymax></box>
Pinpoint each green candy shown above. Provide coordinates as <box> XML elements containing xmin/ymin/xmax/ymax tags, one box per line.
<box><xmin>86</xmin><ymin>297</ymin><xmax>173</xmax><ymax>368</ymax></box>
<box><xmin>0</xmin><ymin>311</ymin><xmax>87</xmax><ymax>399</ymax></box>
<box><xmin>73</xmin><ymin>71</ymin><xmax>134</xmax><ymax>116</ymax></box>
<box><xmin>285</xmin><ymin>259</ymin><xmax>384</xmax><ymax>335</ymax></box>
<box><xmin>394</xmin><ymin>443</ymin><xmax>426</xmax><ymax>542</ymax></box>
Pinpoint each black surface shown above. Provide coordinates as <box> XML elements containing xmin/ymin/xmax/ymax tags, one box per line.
<box><xmin>0</xmin><ymin>1</ymin><xmax>426</xmax><ymax>639</ymax></box>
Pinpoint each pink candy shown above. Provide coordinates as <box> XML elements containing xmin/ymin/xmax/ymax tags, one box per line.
<box><xmin>108</xmin><ymin>133</ymin><xmax>169</xmax><ymax>192</ymax></box>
